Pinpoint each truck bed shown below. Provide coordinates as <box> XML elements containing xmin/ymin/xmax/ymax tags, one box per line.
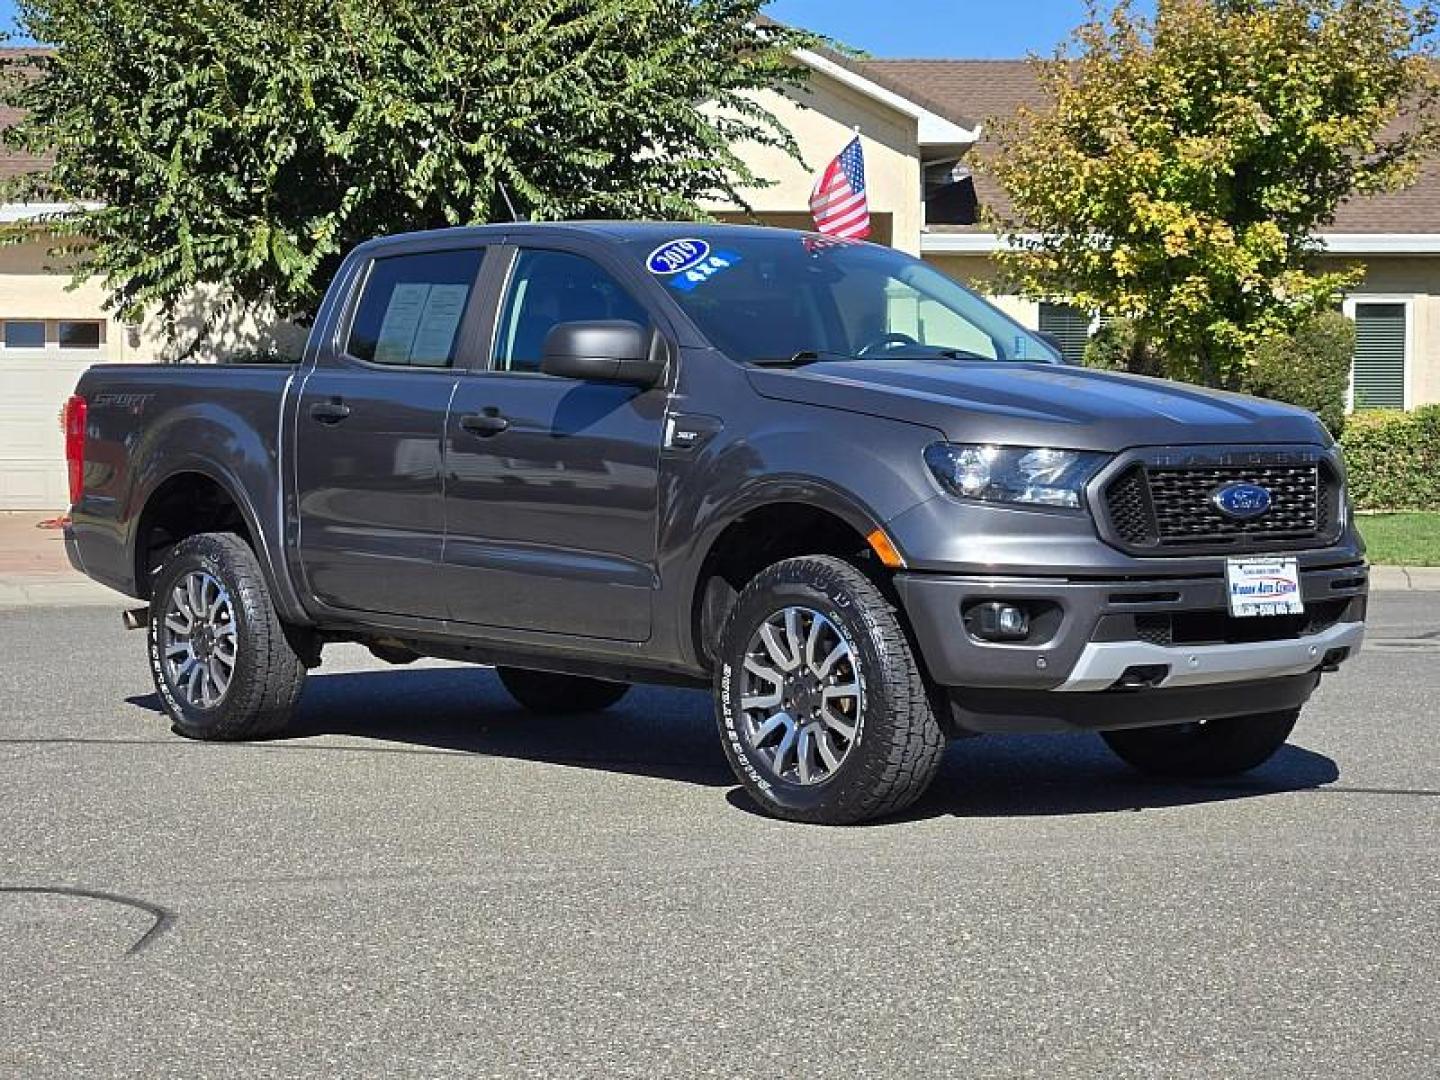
<box><xmin>69</xmin><ymin>363</ymin><xmax>298</xmax><ymax>598</ymax></box>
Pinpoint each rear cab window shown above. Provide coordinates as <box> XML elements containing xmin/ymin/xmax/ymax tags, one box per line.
<box><xmin>346</xmin><ymin>248</ymin><xmax>485</xmax><ymax>368</ymax></box>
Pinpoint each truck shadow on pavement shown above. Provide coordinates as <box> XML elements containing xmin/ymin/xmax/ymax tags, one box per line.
<box><xmin>126</xmin><ymin>665</ymin><xmax>1342</xmax><ymax>821</ymax></box>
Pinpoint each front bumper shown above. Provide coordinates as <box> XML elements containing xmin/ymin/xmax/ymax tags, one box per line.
<box><xmin>1056</xmin><ymin>619</ymin><xmax>1364</xmax><ymax>692</ymax></box>
<box><xmin>893</xmin><ymin>561</ymin><xmax>1368</xmax><ymax>733</ymax></box>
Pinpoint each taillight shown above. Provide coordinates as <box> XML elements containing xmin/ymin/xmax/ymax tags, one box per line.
<box><xmin>63</xmin><ymin>393</ymin><xmax>87</xmax><ymax>506</ymax></box>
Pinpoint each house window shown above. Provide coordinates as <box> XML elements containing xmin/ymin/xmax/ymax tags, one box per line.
<box><xmin>1038</xmin><ymin>302</ymin><xmax>1092</xmax><ymax>364</ymax></box>
<box><xmin>58</xmin><ymin>321</ymin><xmax>103</xmax><ymax>349</ymax></box>
<box><xmin>1350</xmin><ymin>301</ymin><xmax>1408</xmax><ymax>409</ymax></box>
<box><xmin>2</xmin><ymin>321</ymin><xmax>46</xmax><ymax>348</ymax></box>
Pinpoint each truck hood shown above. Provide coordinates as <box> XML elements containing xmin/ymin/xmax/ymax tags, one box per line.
<box><xmin>745</xmin><ymin>359</ymin><xmax>1330</xmax><ymax>451</ymax></box>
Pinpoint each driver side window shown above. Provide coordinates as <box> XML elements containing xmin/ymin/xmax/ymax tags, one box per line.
<box><xmin>828</xmin><ymin>266</ymin><xmax>1000</xmax><ymax>360</ymax></box>
<box><xmin>494</xmin><ymin>250</ymin><xmax>651</xmax><ymax>373</ymax></box>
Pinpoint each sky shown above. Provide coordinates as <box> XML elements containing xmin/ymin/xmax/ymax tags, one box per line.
<box><xmin>767</xmin><ymin>1</ymin><xmax>1155</xmax><ymax>58</ymax></box>
<box><xmin>0</xmin><ymin>1</ymin><xmax>1148</xmax><ymax>57</ymax></box>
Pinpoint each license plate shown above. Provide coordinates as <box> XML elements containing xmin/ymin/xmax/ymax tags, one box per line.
<box><xmin>1226</xmin><ymin>557</ymin><xmax>1304</xmax><ymax>618</ymax></box>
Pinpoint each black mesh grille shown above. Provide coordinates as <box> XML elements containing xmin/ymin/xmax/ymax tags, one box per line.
<box><xmin>1134</xmin><ymin>614</ymin><xmax>1172</xmax><ymax>646</ymax></box>
<box><xmin>1105</xmin><ymin>466</ymin><xmax>1154</xmax><ymax>545</ymax></box>
<box><xmin>1126</xmin><ymin>600</ymin><xmax>1351</xmax><ymax>647</ymax></box>
<box><xmin>1102</xmin><ymin>457</ymin><xmax>1339</xmax><ymax>552</ymax></box>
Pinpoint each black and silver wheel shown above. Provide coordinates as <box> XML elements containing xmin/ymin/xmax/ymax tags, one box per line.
<box><xmin>159</xmin><ymin>569</ymin><xmax>238</xmax><ymax>710</ymax></box>
<box><xmin>736</xmin><ymin>606</ymin><xmax>860</xmax><ymax>785</ymax></box>
<box><xmin>147</xmin><ymin>532</ymin><xmax>305</xmax><ymax>740</ymax></box>
<box><xmin>716</xmin><ymin>556</ymin><xmax>946</xmax><ymax>824</ymax></box>
<box><xmin>495</xmin><ymin>667</ymin><xmax>629</xmax><ymax>714</ymax></box>
<box><xmin>1101</xmin><ymin>709</ymin><xmax>1299</xmax><ymax>778</ymax></box>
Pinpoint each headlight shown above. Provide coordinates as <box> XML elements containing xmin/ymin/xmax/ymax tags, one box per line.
<box><xmin>924</xmin><ymin>443</ymin><xmax>1108</xmax><ymax>509</ymax></box>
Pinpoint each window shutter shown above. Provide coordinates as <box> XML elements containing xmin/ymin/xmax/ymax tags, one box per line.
<box><xmin>1038</xmin><ymin>303</ymin><xmax>1091</xmax><ymax>364</ymax></box>
<box><xmin>1352</xmin><ymin>303</ymin><xmax>1407</xmax><ymax>409</ymax></box>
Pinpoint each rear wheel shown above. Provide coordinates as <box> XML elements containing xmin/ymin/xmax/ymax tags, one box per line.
<box><xmin>715</xmin><ymin>555</ymin><xmax>946</xmax><ymax>825</ymax></box>
<box><xmin>147</xmin><ymin>532</ymin><xmax>306</xmax><ymax>740</ymax></box>
<box><xmin>1100</xmin><ymin>709</ymin><xmax>1299</xmax><ymax>778</ymax></box>
<box><xmin>495</xmin><ymin>667</ymin><xmax>629</xmax><ymax>714</ymax></box>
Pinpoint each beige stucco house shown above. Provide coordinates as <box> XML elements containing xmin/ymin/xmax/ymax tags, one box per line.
<box><xmin>2</xmin><ymin>45</ymin><xmax>1437</xmax><ymax>508</ymax></box>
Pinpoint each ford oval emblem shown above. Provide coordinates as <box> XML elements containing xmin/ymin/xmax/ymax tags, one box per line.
<box><xmin>1212</xmin><ymin>482</ymin><xmax>1273</xmax><ymax>520</ymax></box>
<box><xmin>646</xmin><ymin>238</ymin><xmax>710</xmax><ymax>275</ymax></box>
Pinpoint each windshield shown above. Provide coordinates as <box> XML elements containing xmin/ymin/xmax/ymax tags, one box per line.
<box><xmin>629</xmin><ymin>233</ymin><xmax>1061</xmax><ymax>365</ymax></box>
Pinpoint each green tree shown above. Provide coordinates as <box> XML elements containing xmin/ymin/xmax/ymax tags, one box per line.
<box><xmin>1</xmin><ymin>1</ymin><xmax>811</xmax><ymax>334</ymax></box>
<box><xmin>987</xmin><ymin>0</ymin><xmax>1440</xmax><ymax>388</ymax></box>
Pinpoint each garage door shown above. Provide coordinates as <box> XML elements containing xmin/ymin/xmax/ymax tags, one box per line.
<box><xmin>0</xmin><ymin>335</ymin><xmax>102</xmax><ymax>510</ymax></box>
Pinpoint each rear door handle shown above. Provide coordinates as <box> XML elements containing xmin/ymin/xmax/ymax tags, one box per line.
<box><xmin>460</xmin><ymin>410</ymin><xmax>510</xmax><ymax>437</ymax></box>
<box><xmin>309</xmin><ymin>400</ymin><xmax>351</xmax><ymax>424</ymax></box>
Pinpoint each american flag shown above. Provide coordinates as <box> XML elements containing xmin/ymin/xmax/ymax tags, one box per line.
<box><xmin>809</xmin><ymin>136</ymin><xmax>870</xmax><ymax>239</ymax></box>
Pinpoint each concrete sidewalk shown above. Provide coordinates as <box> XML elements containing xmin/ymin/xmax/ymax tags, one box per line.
<box><xmin>0</xmin><ymin>512</ymin><xmax>124</xmax><ymax>608</ymax></box>
<box><xmin>2</xmin><ymin>509</ymin><xmax>1438</xmax><ymax>610</ymax></box>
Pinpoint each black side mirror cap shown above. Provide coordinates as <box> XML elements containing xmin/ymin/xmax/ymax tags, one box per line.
<box><xmin>540</xmin><ymin>320</ymin><xmax>666</xmax><ymax>387</ymax></box>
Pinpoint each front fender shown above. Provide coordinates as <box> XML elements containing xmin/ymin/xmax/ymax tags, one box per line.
<box><xmin>658</xmin><ymin>412</ymin><xmax>942</xmax><ymax>668</ymax></box>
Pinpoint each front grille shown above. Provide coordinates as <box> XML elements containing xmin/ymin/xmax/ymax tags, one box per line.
<box><xmin>1102</xmin><ymin>455</ymin><xmax>1340</xmax><ymax>553</ymax></box>
<box><xmin>1131</xmin><ymin>599</ymin><xmax>1352</xmax><ymax>647</ymax></box>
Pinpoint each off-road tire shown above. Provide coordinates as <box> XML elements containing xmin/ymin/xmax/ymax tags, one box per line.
<box><xmin>715</xmin><ymin>555</ymin><xmax>947</xmax><ymax>824</ymax></box>
<box><xmin>496</xmin><ymin>667</ymin><xmax>630</xmax><ymax>714</ymax></box>
<box><xmin>147</xmin><ymin>532</ymin><xmax>306</xmax><ymax>740</ymax></box>
<box><xmin>1101</xmin><ymin>709</ymin><xmax>1300</xmax><ymax>778</ymax></box>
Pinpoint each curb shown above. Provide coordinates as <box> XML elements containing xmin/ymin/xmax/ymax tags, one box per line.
<box><xmin>0</xmin><ymin>576</ymin><xmax>127</xmax><ymax>610</ymax></box>
<box><xmin>1368</xmin><ymin>566</ymin><xmax>1440</xmax><ymax>592</ymax></box>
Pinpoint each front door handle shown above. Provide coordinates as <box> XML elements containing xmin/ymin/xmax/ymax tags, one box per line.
<box><xmin>460</xmin><ymin>410</ymin><xmax>510</xmax><ymax>437</ymax></box>
<box><xmin>309</xmin><ymin>400</ymin><xmax>352</xmax><ymax>424</ymax></box>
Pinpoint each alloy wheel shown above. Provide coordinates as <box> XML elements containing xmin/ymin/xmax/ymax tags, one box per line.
<box><xmin>739</xmin><ymin>606</ymin><xmax>862</xmax><ymax>785</ymax></box>
<box><xmin>161</xmin><ymin>570</ymin><xmax>238</xmax><ymax>709</ymax></box>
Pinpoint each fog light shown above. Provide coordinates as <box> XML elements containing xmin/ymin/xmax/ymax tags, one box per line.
<box><xmin>974</xmin><ymin>601</ymin><xmax>1030</xmax><ymax>642</ymax></box>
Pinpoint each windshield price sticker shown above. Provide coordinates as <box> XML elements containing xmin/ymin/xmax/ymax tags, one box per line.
<box><xmin>1226</xmin><ymin>557</ymin><xmax>1304</xmax><ymax>618</ymax></box>
<box><xmin>665</xmin><ymin>250</ymin><xmax>742</xmax><ymax>293</ymax></box>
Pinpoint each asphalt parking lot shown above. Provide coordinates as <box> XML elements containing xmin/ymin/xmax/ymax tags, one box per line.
<box><xmin>2</xmin><ymin>593</ymin><xmax>1437</xmax><ymax>1078</ymax></box>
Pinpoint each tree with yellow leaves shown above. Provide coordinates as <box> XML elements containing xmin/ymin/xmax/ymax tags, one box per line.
<box><xmin>989</xmin><ymin>0</ymin><xmax>1440</xmax><ymax>388</ymax></box>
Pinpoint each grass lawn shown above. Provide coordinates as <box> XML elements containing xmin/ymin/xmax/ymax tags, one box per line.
<box><xmin>1356</xmin><ymin>512</ymin><xmax>1440</xmax><ymax>566</ymax></box>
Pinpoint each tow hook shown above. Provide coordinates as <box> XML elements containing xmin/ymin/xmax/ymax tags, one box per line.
<box><xmin>122</xmin><ymin>606</ymin><xmax>150</xmax><ymax>631</ymax></box>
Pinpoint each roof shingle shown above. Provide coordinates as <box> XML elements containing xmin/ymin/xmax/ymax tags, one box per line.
<box><xmin>862</xmin><ymin>57</ymin><xmax>1440</xmax><ymax>235</ymax></box>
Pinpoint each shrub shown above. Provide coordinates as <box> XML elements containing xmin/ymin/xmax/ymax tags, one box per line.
<box><xmin>1245</xmin><ymin>311</ymin><xmax>1353</xmax><ymax>436</ymax></box>
<box><xmin>1340</xmin><ymin>406</ymin><xmax>1440</xmax><ymax>510</ymax></box>
<box><xmin>1081</xmin><ymin>318</ymin><xmax>1168</xmax><ymax>377</ymax></box>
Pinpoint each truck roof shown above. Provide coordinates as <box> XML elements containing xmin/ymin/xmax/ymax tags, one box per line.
<box><xmin>349</xmin><ymin>220</ymin><xmax>833</xmax><ymax>257</ymax></box>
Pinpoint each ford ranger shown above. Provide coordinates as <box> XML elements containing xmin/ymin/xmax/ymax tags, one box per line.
<box><xmin>62</xmin><ymin>223</ymin><xmax>1368</xmax><ymax>823</ymax></box>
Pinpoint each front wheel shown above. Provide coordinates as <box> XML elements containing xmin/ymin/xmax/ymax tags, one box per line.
<box><xmin>147</xmin><ymin>532</ymin><xmax>306</xmax><ymax>740</ymax></box>
<box><xmin>715</xmin><ymin>556</ymin><xmax>946</xmax><ymax>825</ymax></box>
<box><xmin>1100</xmin><ymin>709</ymin><xmax>1299</xmax><ymax>778</ymax></box>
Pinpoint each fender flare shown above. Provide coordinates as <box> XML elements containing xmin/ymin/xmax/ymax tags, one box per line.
<box><xmin>126</xmin><ymin>459</ymin><xmax>311</xmax><ymax>626</ymax></box>
<box><xmin>668</xmin><ymin>475</ymin><xmax>893</xmax><ymax>665</ymax></box>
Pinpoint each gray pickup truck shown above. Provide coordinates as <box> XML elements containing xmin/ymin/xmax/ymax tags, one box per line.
<box><xmin>64</xmin><ymin>222</ymin><xmax>1368</xmax><ymax>823</ymax></box>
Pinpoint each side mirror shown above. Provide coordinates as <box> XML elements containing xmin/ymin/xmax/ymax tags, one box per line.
<box><xmin>540</xmin><ymin>321</ymin><xmax>666</xmax><ymax>387</ymax></box>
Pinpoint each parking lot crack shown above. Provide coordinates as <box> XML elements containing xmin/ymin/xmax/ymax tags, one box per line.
<box><xmin>0</xmin><ymin>885</ymin><xmax>176</xmax><ymax>956</ymax></box>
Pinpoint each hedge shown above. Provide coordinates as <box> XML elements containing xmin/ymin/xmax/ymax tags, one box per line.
<box><xmin>1246</xmin><ymin>311</ymin><xmax>1353</xmax><ymax>437</ymax></box>
<box><xmin>1340</xmin><ymin>406</ymin><xmax>1440</xmax><ymax>510</ymax></box>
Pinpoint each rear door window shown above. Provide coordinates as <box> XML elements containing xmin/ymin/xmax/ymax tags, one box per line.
<box><xmin>346</xmin><ymin>248</ymin><xmax>485</xmax><ymax>368</ymax></box>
